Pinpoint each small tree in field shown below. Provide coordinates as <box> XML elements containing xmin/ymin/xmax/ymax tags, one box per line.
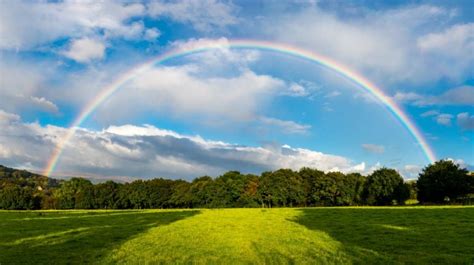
<box><xmin>364</xmin><ymin>168</ymin><xmax>408</xmax><ymax>205</ymax></box>
<box><xmin>417</xmin><ymin>160</ymin><xmax>473</xmax><ymax>203</ymax></box>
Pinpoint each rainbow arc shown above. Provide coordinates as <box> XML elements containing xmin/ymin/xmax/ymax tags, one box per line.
<box><xmin>43</xmin><ymin>39</ymin><xmax>436</xmax><ymax>177</ymax></box>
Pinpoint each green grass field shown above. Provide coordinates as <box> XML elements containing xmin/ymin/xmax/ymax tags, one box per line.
<box><xmin>1</xmin><ymin>207</ymin><xmax>473</xmax><ymax>264</ymax></box>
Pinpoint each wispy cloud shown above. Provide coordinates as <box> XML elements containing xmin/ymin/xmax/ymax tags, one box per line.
<box><xmin>361</xmin><ymin>144</ymin><xmax>385</xmax><ymax>154</ymax></box>
<box><xmin>394</xmin><ymin>86</ymin><xmax>474</xmax><ymax>106</ymax></box>
<box><xmin>259</xmin><ymin>117</ymin><xmax>311</xmax><ymax>134</ymax></box>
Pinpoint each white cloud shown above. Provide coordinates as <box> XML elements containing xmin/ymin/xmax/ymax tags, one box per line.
<box><xmin>0</xmin><ymin>1</ymin><xmax>146</xmax><ymax>50</ymax></box>
<box><xmin>286</xmin><ymin>83</ymin><xmax>309</xmax><ymax>97</ymax></box>
<box><xmin>144</xmin><ymin>28</ymin><xmax>161</xmax><ymax>41</ymax></box>
<box><xmin>96</xmin><ymin>65</ymin><xmax>285</xmax><ymax>123</ymax></box>
<box><xmin>446</xmin><ymin>158</ymin><xmax>470</xmax><ymax>169</ymax></box>
<box><xmin>433</xmin><ymin>86</ymin><xmax>474</xmax><ymax>106</ymax></box>
<box><xmin>0</xmin><ymin>110</ymin><xmax>20</xmax><ymax>123</ymax></box>
<box><xmin>259</xmin><ymin>117</ymin><xmax>311</xmax><ymax>134</ymax></box>
<box><xmin>0</xmin><ymin>60</ymin><xmax>58</xmax><ymax>114</ymax></box>
<box><xmin>171</xmin><ymin>38</ymin><xmax>261</xmax><ymax>70</ymax></box>
<box><xmin>457</xmin><ymin>112</ymin><xmax>474</xmax><ymax>131</ymax></box>
<box><xmin>29</xmin><ymin>96</ymin><xmax>59</xmax><ymax>113</ymax></box>
<box><xmin>394</xmin><ymin>86</ymin><xmax>474</xmax><ymax>106</ymax></box>
<box><xmin>367</xmin><ymin>162</ymin><xmax>382</xmax><ymax>174</ymax></box>
<box><xmin>62</xmin><ymin>38</ymin><xmax>106</xmax><ymax>63</ymax></box>
<box><xmin>422</xmin><ymin>110</ymin><xmax>473</xmax><ymax>129</ymax></box>
<box><xmin>400</xmin><ymin>164</ymin><xmax>422</xmax><ymax>179</ymax></box>
<box><xmin>147</xmin><ymin>0</ymin><xmax>237</xmax><ymax>32</ymax></box>
<box><xmin>417</xmin><ymin>23</ymin><xmax>474</xmax><ymax>60</ymax></box>
<box><xmin>435</xmin><ymin>113</ymin><xmax>453</xmax><ymax>126</ymax></box>
<box><xmin>421</xmin><ymin>110</ymin><xmax>457</xmax><ymax>128</ymax></box>
<box><xmin>0</xmin><ymin>112</ymin><xmax>364</xmax><ymax>179</ymax></box>
<box><xmin>420</xmin><ymin>110</ymin><xmax>439</xmax><ymax>117</ymax></box>
<box><xmin>267</xmin><ymin>5</ymin><xmax>474</xmax><ymax>85</ymax></box>
<box><xmin>361</xmin><ymin>144</ymin><xmax>385</xmax><ymax>154</ymax></box>
<box><xmin>280</xmin><ymin>80</ymin><xmax>321</xmax><ymax>98</ymax></box>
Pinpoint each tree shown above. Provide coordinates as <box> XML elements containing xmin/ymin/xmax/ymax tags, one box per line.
<box><xmin>54</xmin><ymin>178</ymin><xmax>94</xmax><ymax>209</ymax></box>
<box><xmin>417</xmin><ymin>160</ymin><xmax>473</xmax><ymax>203</ymax></box>
<box><xmin>345</xmin><ymin>173</ymin><xmax>366</xmax><ymax>205</ymax></box>
<box><xmin>94</xmin><ymin>181</ymin><xmax>121</xmax><ymax>209</ymax></box>
<box><xmin>0</xmin><ymin>184</ymin><xmax>39</xmax><ymax>209</ymax></box>
<box><xmin>145</xmin><ymin>178</ymin><xmax>175</xmax><ymax>208</ymax></box>
<box><xmin>212</xmin><ymin>171</ymin><xmax>258</xmax><ymax>208</ymax></box>
<box><xmin>189</xmin><ymin>176</ymin><xmax>215</xmax><ymax>207</ymax></box>
<box><xmin>299</xmin><ymin>168</ymin><xmax>325</xmax><ymax>206</ymax></box>
<box><xmin>169</xmin><ymin>180</ymin><xmax>192</xmax><ymax>208</ymax></box>
<box><xmin>237</xmin><ymin>174</ymin><xmax>260</xmax><ymax>207</ymax></box>
<box><xmin>364</xmin><ymin>168</ymin><xmax>408</xmax><ymax>205</ymax></box>
<box><xmin>259</xmin><ymin>169</ymin><xmax>304</xmax><ymax>207</ymax></box>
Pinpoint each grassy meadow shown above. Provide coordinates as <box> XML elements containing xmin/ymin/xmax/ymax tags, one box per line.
<box><xmin>0</xmin><ymin>207</ymin><xmax>473</xmax><ymax>264</ymax></box>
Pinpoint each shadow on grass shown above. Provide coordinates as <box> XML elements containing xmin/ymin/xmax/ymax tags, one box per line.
<box><xmin>293</xmin><ymin>207</ymin><xmax>474</xmax><ymax>264</ymax></box>
<box><xmin>0</xmin><ymin>210</ymin><xmax>200</xmax><ymax>264</ymax></box>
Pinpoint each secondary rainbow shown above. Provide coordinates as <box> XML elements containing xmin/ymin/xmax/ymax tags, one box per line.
<box><xmin>42</xmin><ymin>39</ymin><xmax>436</xmax><ymax>177</ymax></box>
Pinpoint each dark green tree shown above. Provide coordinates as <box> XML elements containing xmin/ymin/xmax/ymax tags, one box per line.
<box><xmin>54</xmin><ymin>178</ymin><xmax>94</xmax><ymax>209</ymax></box>
<box><xmin>169</xmin><ymin>180</ymin><xmax>192</xmax><ymax>208</ymax></box>
<box><xmin>364</xmin><ymin>168</ymin><xmax>408</xmax><ymax>205</ymax></box>
<box><xmin>259</xmin><ymin>169</ymin><xmax>304</xmax><ymax>207</ymax></box>
<box><xmin>237</xmin><ymin>174</ymin><xmax>260</xmax><ymax>207</ymax></box>
<box><xmin>94</xmin><ymin>181</ymin><xmax>121</xmax><ymax>209</ymax></box>
<box><xmin>0</xmin><ymin>185</ymin><xmax>39</xmax><ymax>209</ymax></box>
<box><xmin>189</xmin><ymin>176</ymin><xmax>215</xmax><ymax>207</ymax></box>
<box><xmin>299</xmin><ymin>168</ymin><xmax>326</xmax><ymax>206</ymax></box>
<box><xmin>417</xmin><ymin>160</ymin><xmax>473</xmax><ymax>203</ymax></box>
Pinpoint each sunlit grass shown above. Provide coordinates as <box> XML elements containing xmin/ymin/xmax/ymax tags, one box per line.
<box><xmin>1</xmin><ymin>207</ymin><xmax>473</xmax><ymax>264</ymax></box>
<box><xmin>105</xmin><ymin>209</ymin><xmax>348</xmax><ymax>264</ymax></box>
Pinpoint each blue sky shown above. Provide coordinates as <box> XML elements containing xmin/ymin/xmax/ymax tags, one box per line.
<box><xmin>0</xmin><ymin>0</ymin><xmax>472</xmax><ymax>180</ymax></box>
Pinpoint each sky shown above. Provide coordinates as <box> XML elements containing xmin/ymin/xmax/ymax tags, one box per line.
<box><xmin>0</xmin><ymin>0</ymin><xmax>473</xmax><ymax>181</ymax></box>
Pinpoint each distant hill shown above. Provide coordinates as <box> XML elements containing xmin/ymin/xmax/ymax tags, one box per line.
<box><xmin>0</xmin><ymin>165</ymin><xmax>61</xmax><ymax>191</ymax></box>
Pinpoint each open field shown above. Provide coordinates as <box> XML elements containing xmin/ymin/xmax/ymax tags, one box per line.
<box><xmin>0</xmin><ymin>207</ymin><xmax>473</xmax><ymax>264</ymax></box>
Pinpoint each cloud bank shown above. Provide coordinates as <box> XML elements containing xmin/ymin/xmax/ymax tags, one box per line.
<box><xmin>0</xmin><ymin>110</ymin><xmax>365</xmax><ymax>180</ymax></box>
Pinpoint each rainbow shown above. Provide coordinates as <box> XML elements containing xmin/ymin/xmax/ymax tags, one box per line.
<box><xmin>42</xmin><ymin>39</ymin><xmax>436</xmax><ymax>177</ymax></box>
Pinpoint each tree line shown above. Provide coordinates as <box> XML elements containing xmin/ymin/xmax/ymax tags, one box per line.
<box><xmin>0</xmin><ymin>160</ymin><xmax>472</xmax><ymax>210</ymax></box>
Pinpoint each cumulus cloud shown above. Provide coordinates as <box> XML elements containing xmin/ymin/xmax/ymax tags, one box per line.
<box><xmin>435</xmin><ymin>113</ymin><xmax>453</xmax><ymax>126</ymax></box>
<box><xmin>62</xmin><ymin>38</ymin><xmax>106</xmax><ymax>63</ymax></box>
<box><xmin>446</xmin><ymin>158</ymin><xmax>472</xmax><ymax>170</ymax></box>
<box><xmin>417</xmin><ymin>23</ymin><xmax>474</xmax><ymax>60</ymax></box>
<box><xmin>457</xmin><ymin>112</ymin><xmax>474</xmax><ymax>131</ymax></box>
<box><xmin>400</xmin><ymin>164</ymin><xmax>422</xmax><ymax>179</ymax></box>
<box><xmin>280</xmin><ymin>80</ymin><xmax>321</xmax><ymax>98</ymax></box>
<box><xmin>0</xmin><ymin>112</ymin><xmax>365</xmax><ymax>179</ymax></box>
<box><xmin>29</xmin><ymin>96</ymin><xmax>59</xmax><ymax>113</ymax></box>
<box><xmin>0</xmin><ymin>1</ymin><xmax>146</xmax><ymax>50</ymax></box>
<box><xmin>0</xmin><ymin>1</ymin><xmax>238</xmax><ymax>52</ymax></box>
<box><xmin>267</xmin><ymin>5</ymin><xmax>474</xmax><ymax>85</ymax></box>
<box><xmin>285</xmin><ymin>83</ymin><xmax>309</xmax><ymax>97</ymax></box>
<box><xmin>112</xmin><ymin>66</ymin><xmax>284</xmax><ymax>121</ymax></box>
<box><xmin>421</xmin><ymin>110</ymin><xmax>473</xmax><ymax>129</ymax></box>
<box><xmin>144</xmin><ymin>28</ymin><xmax>161</xmax><ymax>41</ymax></box>
<box><xmin>361</xmin><ymin>144</ymin><xmax>385</xmax><ymax>154</ymax></box>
